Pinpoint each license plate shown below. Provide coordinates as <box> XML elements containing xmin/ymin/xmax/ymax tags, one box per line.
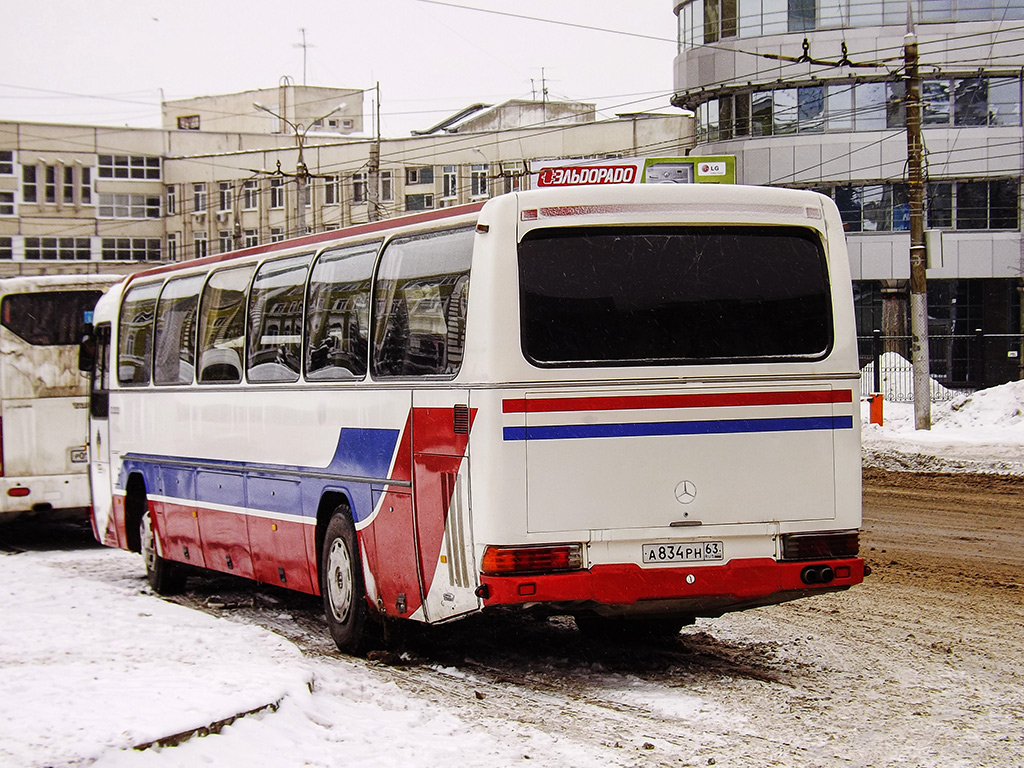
<box><xmin>642</xmin><ymin>541</ymin><xmax>724</xmax><ymax>564</ymax></box>
<box><xmin>69</xmin><ymin>448</ymin><xmax>88</xmax><ymax>464</ymax></box>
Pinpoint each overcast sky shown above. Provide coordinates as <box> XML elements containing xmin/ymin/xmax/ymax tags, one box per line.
<box><xmin>1</xmin><ymin>0</ymin><xmax>679</xmax><ymax>136</ymax></box>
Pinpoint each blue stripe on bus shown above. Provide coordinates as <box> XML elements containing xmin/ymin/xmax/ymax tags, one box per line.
<box><xmin>117</xmin><ymin>426</ymin><xmax>402</xmax><ymax>524</ymax></box>
<box><xmin>502</xmin><ymin>415</ymin><xmax>853</xmax><ymax>441</ymax></box>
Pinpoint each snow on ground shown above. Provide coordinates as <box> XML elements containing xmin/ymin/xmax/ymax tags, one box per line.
<box><xmin>0</xmin><ymin>549</ymin><xmax>599</xmax><ymax>768</ymax></box>
<box><xmin>861</xmin><ymin>378</ymin><xmax>1024</xmax><ymax>475</ymax></box>
<box><xmin>1</xmin><ymin>378</ymin><xmax>1021</xmax><ymax>766</ymax></box>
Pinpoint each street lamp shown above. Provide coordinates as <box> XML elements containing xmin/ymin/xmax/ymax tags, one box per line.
<box><xmin>252</xmin><ymin>101</ymin><xmax>346</xmax><ymax>235</ymax></box>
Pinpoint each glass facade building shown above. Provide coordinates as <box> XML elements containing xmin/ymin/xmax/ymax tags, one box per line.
<box><xmin>673</xmin><ymin>0</ymin><xmax>1024</xmax><ymax>388</ymax></box>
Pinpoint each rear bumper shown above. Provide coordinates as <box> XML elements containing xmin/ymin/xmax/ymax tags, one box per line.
<box><xmin>479</xmin><ymin>557</ymin><xmax>866</xmax><ymax>617</ymax></box>
<box><xmin>0</xmin><ymin>475</ymin><xmax>91</xmax><ymax>517</ymax></box>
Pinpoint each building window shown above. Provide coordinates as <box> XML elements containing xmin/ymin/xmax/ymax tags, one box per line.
<box><xmin>0</xmin><ymin>191</ymin><xmax>13</xmax><ymax>216</ymax></box>
<box><xmin>25</xmin><ymin>237</ymin><xmax>91</xmax><ymax>261</ymax></box>
<box><xmin>819</xmin><ymin>179</ymin><xmax>1019</xmax><ymax>233</ymax></box>
<box><xmin>166</xmin><ymin>185</ymin><xmax>177</xmax><ymax>215</ymax></box>
<box><xmin>244</xmin><ymin>229</ymin><xmax>259</xmax><ymax>248</ymax></box>
<box><xmin>21</xmin><ymin>166</ymin><xmax>37</xmax><ymax>203</ymax></box>
<box><xmin>0</xmin><ymin>236</ymin><xmax>12</xmax><ymax>260</ymax></box>
<box><xmin>167</xmin><ymin>233</ymin><xmax>178</xmax><ymax>261</ymax></box>
<box><xmin>406</xmin><ymin>167</ymin><xmax>434</xmax><ymax>185</ymax></box>
<box><xmin>218</xmin><ymin>182</ymin><xmax>233</xmax><ymax>213</ymax></box>
<box><xmin>219</xmin><ymin>231</ymin><xmax>233</xmax><ymax>253</ymax></box>
<box><xmin>405</xmin><ymin>193</ymin><xmax>434</xmax><ymax>211</ymax></box>
<box><xmin>352</xmin><ymin>172</ymin><xmax>367</xmax><ymax>203</ymax></box>
<box><xmin>470</xmin><ymin>164</ymin><xmax>488</xmax><ymax>198</ymax></box>
<box><xmin>380</xmin><ymin>170</ymin><xmax>394</xmax><ymax>202</ymax></box>
<box><xmin>270</xmin><ymin>178</ymin><xmax>285</xmax><ymax>209</ymax></box>
<box><xmin>270</xmin><ymin>227</ymin><xmax>285</xmax><ymax>242</ymax></box>
<box><xmin>442</xmin><ymin>165</ymin><xmax>458</xmax><ymax>200</ymax></box>
<box><xmin>193</xmin><ymin>183</ymin><xmax>207</xmax><ymax>214</ymax></box>
<box><xmin>98</xmin><ymin>193</ymin><xmax>161</xmax><ymax>219</ymax></box>
<box><xmin>956</xmin><ymin>179</ymin><xmax>1019</xmax><ymax>230</ymax></box>
<box><xmin>324</xmin><ymin>175</ymin><xmax>341</xmax><ymax>205</ymax></box>
<box><xmin>193</xmin><ymin>232</ymin><xmax>208</xmax><ymax>259</ymax></box>
<box><xmin>0</xmin><ymin>151</ymin><xmax>12</xmax><ymax>175</ymax></box>
<box><xmin>101</xmin><ymin>237</ymin><xmax>161</xmax><ymax>261</ymax></box>
<box><xmin>242</xmin><ymin>180</ymin><xmax>259</xmax><ymax>211</ymax></box>
<box><xmin>81</xmin><ymin>167</ymin><xmax>92</xmax><ymax>204</ymax></box>
<box><xmin>98</xmin><ymin>154</ymin><xmax>161</xmax><ymax>180</ymax></box>
<box><xmin>177</xmin><ymin>115</ymin><xmax>201</xmax><ymax>130</ymax></box>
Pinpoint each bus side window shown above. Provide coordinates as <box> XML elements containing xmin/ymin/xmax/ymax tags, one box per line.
<box><xmin>247</xmin><ymin>254</ymin><xmax>310</xmax><ymax>383</ymax></box>
<box><xmin>305</xmin><ymin>241</ymin><xmax>379</xmax><ymax>381</ymax></box>
<box><xmin>154</xmin><ymin>274</ymin><xmax>204</xmax><ymax>385</ymax></box>
<box><xmin>371</xmin><ymin>227</ymin><xmax>473</xmax><ymax>378</ymax></box>
<box><xmin>197</xmin><ymin>266</ymin><xmax>255</xmax><ymax>384</ymax></box>
<box><xmin>90</xmin><ymin>323</ymin><xmax>111</xmax><ymax>419</ymax></box>
<box><xmin>118</xmin><ymin>283</ymin><xmax>161</xmax><ymax>386</ymax></box>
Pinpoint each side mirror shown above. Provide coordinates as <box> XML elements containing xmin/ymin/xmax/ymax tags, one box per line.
<box><xmin>78</xmin><ymin>322</ymin><xmax>96</xmax><ymax>372</ymax></box>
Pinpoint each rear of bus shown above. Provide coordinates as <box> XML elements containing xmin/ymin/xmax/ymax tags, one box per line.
<box><xmin>465</xmin><ymin>184</ymin><xmax>864</xmax><ymax>628</ymax></box>
<box><xmin>0</xmin><ymin>276</ymin><xmax>117</xmax><ymax>519</ymax></box>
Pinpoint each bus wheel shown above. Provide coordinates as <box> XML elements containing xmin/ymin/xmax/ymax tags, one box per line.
<box><xmin>321</xmin><ymin>509</ymin><xmax>372</xmax><ymax>655</ymax></box>
<box><xmin>139</xmin><ymin>510</ymin><xmax>186</xmax><ymax>595</ymax></box>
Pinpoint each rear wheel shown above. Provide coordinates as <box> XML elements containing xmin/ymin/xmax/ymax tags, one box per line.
<box><xmin>139</xmin><ymin>509</ymin><xmax>186</xmax><ymax>595</ymax></box>
<box><xmin>321</xmin><ymin>508</ymin><xmax>373</xmax><ymax>654</ymax></box>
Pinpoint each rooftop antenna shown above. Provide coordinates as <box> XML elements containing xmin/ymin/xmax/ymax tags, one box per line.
<box><xmin>294</xmin><ymin>28</ymin><xmax>314</xmax><ymax>85</ymax></box>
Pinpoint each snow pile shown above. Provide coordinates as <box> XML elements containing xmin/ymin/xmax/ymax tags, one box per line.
<box><xmin>0</xmin><ymin>549</ymin><xmax>312</xmax><ymax>767</ymax></box>
<box><xmin>862</xmin><ymin>378</ymin><xmax>1024</xmax><ymax>474</ymax></box>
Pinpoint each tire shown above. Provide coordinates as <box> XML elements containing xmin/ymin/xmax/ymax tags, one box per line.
<box><xmin>320</xmin><ymin>508</ymin><xmax>373</xmax><ymax>655</ymax></box>
<box><xmin>139</xmin><ymin>509</ymin><xmax>186</xmax><ymax>595</ymax></box>
<box><xmin>574</xmin><ymin>614</ymin><xmax>685</xmax><ymax>644</ymax></box>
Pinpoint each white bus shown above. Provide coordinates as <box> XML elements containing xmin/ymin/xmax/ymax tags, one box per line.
<box><xmin>0</xmin><ymin>274</ymin><xmax>121</xmax><ymax>520</ymax></box>
<box><xmin>82</xmin><ymin>183</ymin><xmax>865</xmax><ymax>653</ymax></box>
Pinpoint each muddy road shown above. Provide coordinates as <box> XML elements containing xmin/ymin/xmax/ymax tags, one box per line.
<box><xmin>149</xmin><ymin>469</ymin><xmax>1024</xmax><ymax>767</ymax></box>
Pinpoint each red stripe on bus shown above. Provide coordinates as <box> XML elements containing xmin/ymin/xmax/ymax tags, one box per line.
<box><xmin>123</xmin><ymin>201</ymin><xmax>486</xmax><ymax>286</ymax></box>
<box><xmin>502</xmin><ymin>389</ymin><xmax>853</xmax><ymax>414</ymax></box>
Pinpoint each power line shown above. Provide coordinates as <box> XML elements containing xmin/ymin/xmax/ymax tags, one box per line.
<box><xmin>413</xmin><ymin>0</ymin><xmax>675</xmax><ymax>44</ymax></box>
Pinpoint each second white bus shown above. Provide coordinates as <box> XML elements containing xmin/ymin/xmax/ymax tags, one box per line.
<box><xmin>82</xmin><ymin>183</ymin><xmax>865</xmax><ymax>652</ymax></box>
<box><xmin>1</xmin><ymin>274</ymin><xmax>121</xmax><ymax>520</ymax></box>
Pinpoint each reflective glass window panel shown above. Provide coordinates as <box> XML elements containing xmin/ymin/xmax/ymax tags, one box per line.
<box><xmin>372</xmin><ymin>228</ymin><xmax>474</xmax><ymax>378</ymax></box>
<box><xmin>197</xmin><ymin>266</ymin><xmax>255</xmax><ymax>383</ymax></box>
<box><xmin>247</xmin><ymin>254</ymin><xmax>312</xmax><ymax>383</ymax></box>
<box><xmin>153</xmin><ymin>275</ymin><xmax>204</xmax><ymax>385</ymax></box>
<box><xmin>305</xmin><ymin>241</ymin><xmax>380</xmax><ymax>380</ymax></box>
<box><xmin>118</xmin><ymin>282</ymin><xmax>161</xmax><ymax>385</ymax></box>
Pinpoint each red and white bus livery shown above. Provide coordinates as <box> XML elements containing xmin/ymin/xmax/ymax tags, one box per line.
<box><xmin>83</xmin><ymin>183</ymin><xmax>865</xmax><ymax>653</ymax></box>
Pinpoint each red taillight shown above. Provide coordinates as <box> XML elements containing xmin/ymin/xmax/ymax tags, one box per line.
<box><xmin>481</xmin><ymin>544</ymin><xmax>584</xmax><ymax>576</ymax></box>
<box><xmin>8</xmin><ymin>487</ymin><xmax>30</xmax><ymax>498</ymax></box>
<box><xmin>780</xmin><ymin>531</ymin><xmax>860</xmax><ymax>561</ymax></box>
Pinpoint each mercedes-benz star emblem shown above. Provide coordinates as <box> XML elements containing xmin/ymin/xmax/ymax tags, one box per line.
<box><xmin>674</xmin><ymin>480</ymin><xmax>697</xmax><ymax>504</ymax></box>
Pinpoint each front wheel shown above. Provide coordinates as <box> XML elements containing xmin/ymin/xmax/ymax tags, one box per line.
<box><xmin>139</xmin><ymin>509</ymin><xmax>186</xmax><ymax>595</ymax></box>
<box><xmin>321</xmin><ymin>508</ymin><xmax>373</xmax><ymax>654</ymax></box>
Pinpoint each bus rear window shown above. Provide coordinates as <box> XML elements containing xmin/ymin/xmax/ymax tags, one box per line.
<box><xmin>519</xmin><ymin>226</ymin><xmax>832</xmax><ymax>367</ymax></box>
<box><xmin>1</xmin><ymin>290</ymin><xmax>103</xmax><ymax>346</ymax></box>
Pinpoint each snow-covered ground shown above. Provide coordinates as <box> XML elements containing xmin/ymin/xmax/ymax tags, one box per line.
<box><xmin>1</xmin><ymin>380</ymin><xmax>1021</xmax><ymax>767</ymax></box>
<box><xmin>862</xmin><ymin>378</ymin><xmax>1024</xmax><ymax>475</ymax></box>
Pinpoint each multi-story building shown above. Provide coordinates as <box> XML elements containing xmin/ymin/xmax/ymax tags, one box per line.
<box><xmin>1</xmin><ymin>83</ymin><xmax>693</xmax><ymax>278</ymax></box>
<box><xmin>672</xmin><ymin>0</ymin><xmax>1024</xmax><ymax>387</ymax></box>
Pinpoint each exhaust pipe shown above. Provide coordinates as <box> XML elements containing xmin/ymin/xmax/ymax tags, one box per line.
<box><xmin>801</xmin><ymin>565</ymin><xmax>835</xmax><ymax>585</ymax></box>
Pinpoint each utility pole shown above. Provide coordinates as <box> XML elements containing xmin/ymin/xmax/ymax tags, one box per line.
<box><xmin>905</xmin><ymin>32</ymin><xmax>931</xmax><ymax>429</ymax></box>
<box><xmin>253</xmin><ymin>100</ymin><xmax>346</xmax><ymax>237</ymax></box>
<box><xmin>367</xmin><ymin>82</ymin><xmax>381</xmax><ymax>222</ymax></box>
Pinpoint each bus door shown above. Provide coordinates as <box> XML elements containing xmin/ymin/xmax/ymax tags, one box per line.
<box><xmin>86</xmin><ymin>324</ymin><xmax>116</xmax><ymax>546</ymax></box>
<box><xmin>411</xmin><ymin>392</ymin><xmax>479</xmax><ymax>622</ymax></box>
